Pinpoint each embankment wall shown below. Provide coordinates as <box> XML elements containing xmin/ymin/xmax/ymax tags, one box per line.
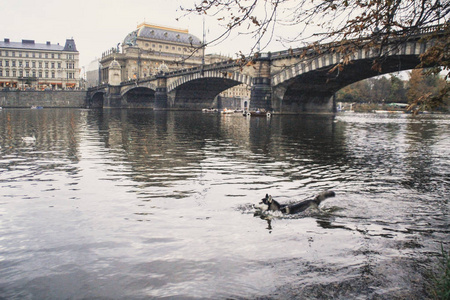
<box><xmin>0</xmin><ymin>90</ymin><xmax>87</xmax><ymax>108</ymax></box>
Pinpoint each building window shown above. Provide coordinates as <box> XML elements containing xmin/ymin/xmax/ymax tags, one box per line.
<box><xmin>0</xmin><ymin>61</ymin><xmax>2</xmax><ymax>67</ymax></box>
<box><xmin>5</xmin><ymin>60</ymin><xmax>9</xmax><ymax>67</ymax></box>
<box><xmin>32</xmin><ymin>61</ymin><xmax>36</xmax><ymax>68</ymax></box>
<box><xmin>19</xmin><ymin>52</ymin><xmax>22</xmax><ymax>57</ymax></box>
<box><xmin>51</xmin><ymin>53</ymin><xmax>54</xmax><ymax>59</ymax></box>
<box><xmin>32</xmin><ymin>70</ymin><xmax>36</xmax><ymax>77</ymax></box>
<box><xmin>45</xmin><ymin>71</ymin><xmax>48</xmax><ymax>78</ymax></box>
<box><xmin>39</xmin><ymin>53</ymin><xmax>42</xmax><ymax>58</ymax></box>
<box><xmin>32</xmin><ymin>52</ymin><xmax>35</xmax><ymax>58</ymax></box>
<box><xmin>58</xmin><ymin>62</ymin><xmax>61</xmax><ymax>69</ymax></box>
<box><xmin>0</xmin><ymin>70</ymin><xmax>2</xmax><ymax>77</ymax></box>
<box><xmin>26</xmin><ymin>61</ymin><xmax>29</xmax><ymax>68</ymax></box>
<box><xmin>45</xmin><ymin>62</ymin><xmax>49</xmax><ymax>68</ymax></box>
<box><xmin>39</xmin><ymin>71</ymin><xmax>42</xmax><ymax>78</ymax></box>
<box><xmin>58</xmin><ymin>54</ymin><xmax>61</xmax><ymax>59</ymax></box>
<box><xmin>51</xmin><ymin>71</ymin><xmax>55</xmax><ymax>78</ymax></box>
<box><xmin>45</xmin><ymin>53</ymin><xmax>48</xmax><ymax>59</ymax></box>
<box><xmin>25</xmin><ymin>52</ymin><xmax>29</xmax><ymax>58</ymax></box>
<box><xmin>13</xmin><ymin>70</ymin><xmax>16</xmax><ymax>77</ymax></box>
<box><xmin>6</xmin><ymin>70</ymin><xmax>10</xmax><ymax>77</ymax></box>
<box><xmin>12</xmin><ymin>51</ymin><xmax>15</xmax><ymax>57</ymax></box>
<box><xmin>18</xmin><ymin>61</ymin><xmax>22</xmax><ymax>67</ymax></box>
<box><xmin>51</xmin><ymin>62</ymin><xmax>55</xmax><ymax>69</ymax></box>
<box><xmin>39</xmin><ymin>62</ymin><xmax>42</xmax><ymax>68</ymax></box>
<box><xmin>19</xmin><ymin>70</ymin><xmax>23</xmax><ymax>77</ymax></box>
<box><xmin>4</xmin><ymin>51</ymin><xmax>8</xmax><ymax>57</ymax></box>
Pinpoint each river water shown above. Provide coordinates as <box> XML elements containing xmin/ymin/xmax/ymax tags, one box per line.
<box><xmin>0</xmin><ymin>109</ymin><xmax>448</xmax><ymax>299</ymax></box>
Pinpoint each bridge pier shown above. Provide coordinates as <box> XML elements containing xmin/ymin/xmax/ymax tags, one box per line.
<box><xmin>104</xmin><ymin>86</ymin><xmax>122</xmax><ymax>108</ymax></box>
<box><xmin>250</xmin><ymin>54</ymin><xmax>272</xmax><ymax>111</ymax></box>
<box><xmin>155</xmin><ymin>74</ymin><xmax>168</xmax><ymax>109</ymax></box>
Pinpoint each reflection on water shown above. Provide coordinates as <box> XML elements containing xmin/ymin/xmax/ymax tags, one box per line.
<box><xmin>0</xmin><ymin>109</ymin><xmax>449</xmax><ymax>299</ymax></box>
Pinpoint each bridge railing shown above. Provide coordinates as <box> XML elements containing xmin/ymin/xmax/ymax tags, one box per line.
<box><xmin>269</xmin><ymin>23</ymin><xmax>448</xmax><ymax>60</ymax></box>
<box><xmin>87</xmin><ymin>84</ymin><xmax>109</xmax><ymax>92</ymax></box>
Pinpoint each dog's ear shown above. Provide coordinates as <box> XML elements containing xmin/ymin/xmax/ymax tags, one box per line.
<box><xmin>265</xmin><ymin>194</ymin><xmax>269</xmax><ymax>198</ymax></box>
<box><xmin>268</xmin><ymin>195</ymin><xmax>273</xmax><ymax>203</ymax></box>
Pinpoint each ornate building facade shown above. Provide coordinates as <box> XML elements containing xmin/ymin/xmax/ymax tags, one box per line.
<box><xmin>99</xmin><ymin>22</ymin><xmax>205</xmax><ymax>83</ymax></box>
<box><xmin>0</xmin><ymin>38</ymin><xmax>79</xmax><ymax>89</ymax></box>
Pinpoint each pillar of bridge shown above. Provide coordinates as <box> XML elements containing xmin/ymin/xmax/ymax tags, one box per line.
<box><xmin>154</xmin><ymin>74</ymin><xmax>168</xmax><ymax>109</ymax></box>
<box><xmin>250</xmin><ymin>54</ymin><xmax>272</xmax><ymax>111</ymax></box>
<box><xmin>103</xmin><ymin>86</ymin><xmax>122</xmax><ymax>108</ymax></box>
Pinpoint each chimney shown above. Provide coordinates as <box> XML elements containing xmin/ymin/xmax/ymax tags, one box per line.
<box><xmin>4</xmin><ymin>38</ymin><xmax>10</xmax><ymax>43</ymax></box>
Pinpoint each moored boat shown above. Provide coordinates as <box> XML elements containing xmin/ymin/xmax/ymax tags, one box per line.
<box><xmin>202</xmin><ymin>108</ymin><xmax>218</xmax><ymax>113</ymax></box>
<box><xmin>243</xmin><ymin>110</ymin><xmax>271</xmax><ymax>117</ymax></box>
<box><xmin>220</xmin><ymin>108</ymin><xmax>234</xmax><ymax>114</ymax></box>
<box><xmin>373</xmin><ymin>110</ymin><xmax>404</xmax><ymax>114</ymax></box>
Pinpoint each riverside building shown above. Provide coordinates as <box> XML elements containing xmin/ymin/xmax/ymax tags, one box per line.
<box><xmin>0</xmin><ymin>38</ymin><xmax>80</xmax><ymax>90</ymax></box>
<box><xmin>99</xmin><ymin>22</ymin><xmax>205</xmax><ymax>83</ymax></box>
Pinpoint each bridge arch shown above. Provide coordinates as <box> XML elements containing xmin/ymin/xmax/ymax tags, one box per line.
<box><xmin>168</xmin><ymin>69</ymin><xmax>252</xmax><ymax>92</ymax></box>
<box><xmin>120</xmin><ymin>82</ymin><xmax>157</xmax><ymax>97</ymax></box>
<box><xmin>271</xmin><ymin>39</ymin><xmax>430</xmax><ymax>112</ymax></box>
<box><xmin>121</xmin><ymin>86</ymin><xmax>156</xmax><ymax>107</ymax></box>
<box><xmin>88</xmin><ymin>91</ymin><xmax>105</xmax><ymax>108</ymax></box>
<box><xmin>167</xmin><ymin>70</ymin><xmax>252</xmax><ymax>109</ymax></box>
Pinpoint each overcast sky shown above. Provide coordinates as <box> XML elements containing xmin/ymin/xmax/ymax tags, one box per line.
<box><xmin>1</xmin><ymin>0</ymin><xmax>291</xmax><ymax>69</ymax></box>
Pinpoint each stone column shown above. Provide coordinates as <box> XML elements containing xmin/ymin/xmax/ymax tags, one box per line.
<box><xmin>250</xmin><ymin>53</ymin><xmax>272</xmax><ymax>111</ymax></box>
<box><xmin>155</xmin><ymin>74</ymin><xmax>168</xmax><ymax>109</ymax></box>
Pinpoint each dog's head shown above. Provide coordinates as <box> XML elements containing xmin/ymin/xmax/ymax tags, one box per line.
<box><xmin>261</xmin><ymin>194</ymin><xmax>273</xmax><ymax>205</ymax></box>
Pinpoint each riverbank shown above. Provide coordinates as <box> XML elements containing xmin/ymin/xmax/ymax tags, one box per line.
<box><xmin>350</xmin><ymin>103</ymin><xmax>449</xmax><ymax>113</ymax></box>
<box><xmin>0</xmin><ymin>90</ymin><xmax>86</xmax><ymax>108</ymax></box>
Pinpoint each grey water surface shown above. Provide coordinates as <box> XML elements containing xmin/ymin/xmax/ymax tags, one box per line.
<box><xmin>0</xmin><ymin>109</ymin><xmax>449</xmax><ymax>299</ymax></box>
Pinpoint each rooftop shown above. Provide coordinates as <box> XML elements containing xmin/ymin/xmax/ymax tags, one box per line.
<box><xmin>0</xmin><ymin>38</ymin><xmax>78</xmax><ymax>52</ymax></box>
<box><xmin>123</xmin><ymin>23</ymin><xmax>202</xmax><ymax>46</ymax></box>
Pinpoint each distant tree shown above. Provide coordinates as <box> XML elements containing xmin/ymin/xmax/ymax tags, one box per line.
<box><xmin>407</xmin><ymin>68</ymin><xmax>448</xmax><ymax>112</ymax></box>
<box><xmin>388</xmin><ymin>75</ymin><xmax>407</xmax><ymax>103</ymax></box>
<box><xmin>336</xmin><ymin>79</ymin><xmax>372</xmax><ymax>103</ymax></box>
<box><xmin>183</xmin><ymin>0</ymin><xmax>449</xmax><ymax>110</ymax></box>
<box><xmin>371</xmin><ymin>77</ymin><xmax>391</xmax><ymax>102</ymax></box>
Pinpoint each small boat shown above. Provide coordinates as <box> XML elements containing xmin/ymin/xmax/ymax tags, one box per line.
<box><xmin>220</xmin><ymin>108</ymin><xmax>234</xmax><ymax>114</ymax></box>
<box><xmin>373</xmin><ymin>110</ymin><xmax>404</xmax><ymax>114</ymax></box>
<box><xmin>244</xmin><ymin>110</ymin><xmax>271</xmax><ymax>117</ymax></box>
<box><xmin>202</xmin><ymin>108</ymin><xmax>218</xmax><ymax>113</ymax></box>
<box><xmin>31</xmin><ymin>106</ymin><xmax>43</xmax><ymax>109</ymax></box>
<box><xmin>22</xmin><ymin>135</ymin><xmax>36</xmax><ymax>143</ymax></box>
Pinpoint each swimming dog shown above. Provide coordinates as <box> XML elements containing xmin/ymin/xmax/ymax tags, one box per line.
<box><xmin>260</xmin><ymin>191</ymin><xmax>335</xmax><ymax>214</ymax></box>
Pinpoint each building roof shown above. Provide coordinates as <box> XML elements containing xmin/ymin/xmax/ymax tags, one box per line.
<box><xmin>0</xmin><ymin>38</ymin><xmax>78</xmax><ymax>52</ymax></box>
<box><xmin>123</xmin><ymin>23</ymin><xmax>202</xmax><ymax>46</ymax></box>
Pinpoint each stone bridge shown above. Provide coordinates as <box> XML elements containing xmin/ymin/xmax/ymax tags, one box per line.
<box><xmin>87</xmin><ymin>24</ymin><xmax>447</xmax><ymax>113</ymax></box>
